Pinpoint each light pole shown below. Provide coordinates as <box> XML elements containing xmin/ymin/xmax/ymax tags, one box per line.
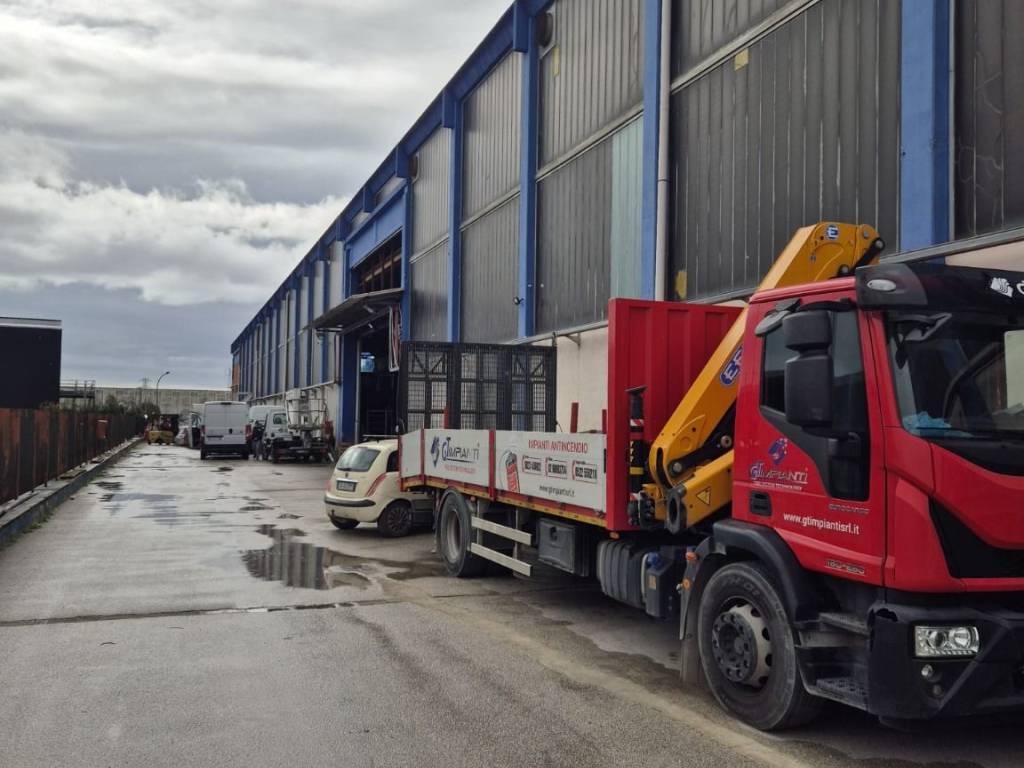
<box><xmin>155</xmin><ymin>371</ymin><xmax>171</xmax><ymax>419</ymax></box>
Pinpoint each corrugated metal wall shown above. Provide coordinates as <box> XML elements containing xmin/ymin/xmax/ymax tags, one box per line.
<box><xmin>536</xmin><ymin>119</ymin><xmax>643</xmax><ymax>332</ymax></box>
<box><xmin>669</xmin><ymin>0</ymin><xmax>900</xmax><ymax>301</ymax></box>
<box><xmin>299</xmin><ymin>277</ymin><xmax>309</xmax><ymax>387</ymax></box>
<box><xmin>672</xmin><ymin>0</ymin><xmax>790</xmax><ymax>74</ymax></box>
<box><xmin>312</xmin><ymin>263</ymin><xmax>324</xmax><ymax>383</ymax></box>
<box><xmin>540</xmin><ymin>0</ymin><xmax>644</xmax><ymax>166</ymax></box>
<box><xmin>955</xmin><ymin>0</ymin><xmax>1024</xmax><ymax>238</ymax></box>
<box><xmin>462</xmin><ymin>53</ymin><xmax>522</xmax><ymax>220</ymax></box>
<box><xmin>412</xmin><ymin>127</ymin><xmax>451</xmax><ymax>254</ymax></box>
<box><xmin>461</xmin><ymin>198</ymin><xmax>520</xmax><ymax>342</ymax></box>
<box><xmin>410</xmin><ymin>240</ymin><xmax>449</xmax><ymax>342</ymax></box>
<box><xmin>375</xmin><ymin>175</ymin><xmax>404</xmax><ymax>207</ymax></box>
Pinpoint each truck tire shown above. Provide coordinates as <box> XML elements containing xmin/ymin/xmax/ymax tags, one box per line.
<box><xmin>378</xmin><ymin>501</ymin><xmax>413</xmax><ymax>538</ymax></box>
<box><xmin>200</xmin><ymin>449</ymin><xmax>207</xmax><ymax>460</ymax></box>
<box><xmin>697</xmin><ymin>561</ymin><xmax>821</xmax><ymax>731</ymax></box>
<box><xmin>436</xmin><ymin>491</ymin><xmax>486</xmax><ymax>577</ymax></box>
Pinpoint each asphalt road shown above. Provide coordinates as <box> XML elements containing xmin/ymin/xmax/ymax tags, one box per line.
<box><xmin>0</xmin><ymin>444</ymin><xmax>1018</xmax><ymax>767</ymax></box>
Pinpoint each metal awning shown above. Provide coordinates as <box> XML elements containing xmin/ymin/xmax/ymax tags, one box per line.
<box><xmin>313</xmin><ymin>287</ymin><xmax>402</xmax><ymax>334</ymax></box>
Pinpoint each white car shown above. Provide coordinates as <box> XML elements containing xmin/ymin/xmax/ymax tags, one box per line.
<box><xmin>324</xmin><ymin>440</ymin><xmax>432</xmax><ymax>537</ymax></box>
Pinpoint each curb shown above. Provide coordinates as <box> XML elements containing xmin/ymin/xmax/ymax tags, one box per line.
<box><xmin>0</xmin><ymin>438</ymin><xmax>142</xmax><ymax>547</ymax></box>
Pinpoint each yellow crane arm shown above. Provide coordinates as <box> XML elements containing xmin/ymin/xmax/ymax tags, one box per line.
<box><xmin>646</xmin><ymin>222</ymin><xmax>884</xmax><ymax>531</ymax></box>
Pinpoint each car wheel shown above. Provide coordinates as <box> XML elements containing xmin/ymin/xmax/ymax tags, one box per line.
<box><xmin>697</xmin><ymin>561</ymin><xmax>821</xmax><ymax>731</ymax></box>
<box><xmin>331</xmin><ymin>517</ymin><xmax>359</xmax><ymax>530</ymax></box>
<box><xmin>378</xmin><ymin>501</ymin><xmax>413</xmax><ymax>538</ymax></box>
<box><xmin>436</xmin><ymin>491</ymin><xmax>486</xmax><ymax>577</ymax></box>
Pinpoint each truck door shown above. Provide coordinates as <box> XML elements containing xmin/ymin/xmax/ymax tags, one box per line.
<box><xmin>733</xmin><ymin>298</ymin><xmax>887</xmax><ymax>585</ymax></box>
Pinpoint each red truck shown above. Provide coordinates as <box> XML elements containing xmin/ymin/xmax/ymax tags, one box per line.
<box><xmin>400</xmin><ymin>222</ymin><xmax>1024</xmax><ymax>729</ymax></box>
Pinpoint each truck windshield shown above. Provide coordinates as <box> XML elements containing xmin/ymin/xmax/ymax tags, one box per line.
<box><xmin>336</xmin><ymin>446</ymin><xmax>380</xmax><ymax>472</ymax></box>
<box><xmin>889</xmin><ymin>312</ymin><xmax>1024</xmax><ymax>444</ymax></box>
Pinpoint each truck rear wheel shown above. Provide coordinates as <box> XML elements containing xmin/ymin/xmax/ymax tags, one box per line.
<box><xmin>436</xmin><ymin>491</ymin><xmax>486</xmax><ymax>577</ymax></box>
<box><xmin>697</xmin><ymin>561</ymin><xmax>820</xmax><ymax>731</ymax></box>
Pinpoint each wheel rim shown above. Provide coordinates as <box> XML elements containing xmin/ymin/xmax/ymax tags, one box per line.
<box><xmin>710</xmin><ymin>601</ymin><xmax>772</xmax><ymax>688</ymax></box>
<box><xmin>385</xmin><ymin>505</ymin><xmax>412</xmax><ymax>534</ymax></box>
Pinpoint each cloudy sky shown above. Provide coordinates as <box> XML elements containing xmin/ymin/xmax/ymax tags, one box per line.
<box><xmin>0</xmin><ymin>0</ymin><xmax>508</xmax><ymax>388</ymax></box>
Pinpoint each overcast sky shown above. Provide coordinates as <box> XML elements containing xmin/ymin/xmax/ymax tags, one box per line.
<box><xmin>0</xmin><ymin>0</ymin><xmax>509</xmax><ymax>388</ymax></box>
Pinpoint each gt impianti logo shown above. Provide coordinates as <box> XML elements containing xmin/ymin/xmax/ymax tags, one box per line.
<box><xmin>430</xmin><ymin>436</ymin><xmax>479</xmax><ymax>467</ymax></box>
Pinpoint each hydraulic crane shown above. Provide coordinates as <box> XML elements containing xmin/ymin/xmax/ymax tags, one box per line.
<box><xmin>643</xmin><ymin>222</ymin><xmax>885</xmax><ymax>533</ymax></box>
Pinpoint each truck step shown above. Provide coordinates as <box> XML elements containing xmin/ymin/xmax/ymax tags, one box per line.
<box><xmin>813</xmin><ymin>677</ymin><xmax>868</xmax><ymax>709</ymax></box>
<box><xmin>818</xmin><ymin>612</ymin><xmax>869</xmax><ymax>636</ymax></box>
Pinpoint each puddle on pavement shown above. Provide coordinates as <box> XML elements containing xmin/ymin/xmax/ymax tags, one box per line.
<box><xmin>242</xmin><ymin>526</ymin><xmax>371</xmax><ymax>590</ymax></box>
<box><xmin>98</xmin><ymin>490</ymin><xmax>177</xmax><ymax>511</ymax></box>
<box><xmin>214</xmin><ymin>467</ymin><xmax>234</xmax><ymax>473</ymax></box>
<box><xmin>96</xmin><ymin>481</ymin><xmax>123</xmax><ymax>491</ymax></box>
<box><xmin>239</xmin><ymin>504</ymin><xmax>269</xmax><ymax>511</ymax></box>
<box><xmin>277</xmin><ymin>513</ymin><xmax>301</xmax><ymax>519</ymax></box>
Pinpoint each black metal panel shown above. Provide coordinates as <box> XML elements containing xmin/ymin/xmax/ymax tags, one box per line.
<box><xmin>536</xmin><ymin>137</ymin><xmax>615</xmax><ymax>332</ymax></box>
<box><xmin>398</xmin><ymin>342</ymin><xmax>556</xmax><ymax>433</ymax></box>
<box><xmin>955</xmin><ymin>0</ymin><xmax>1024</xmax><ymax>237</ymax></box>
<box><xmin>410</xmin><ymin>241</ymin><xmax>448</xmax><ymax>342</ymax></box>
<box><xmin>460</xmin><ymin>197</ymin><xmax>519</xmax><ymax>343</ymax></box>
<box><xmin>669</xmin><ymin>0</ymin><xmax>900</xmax><ymax>301</ymax></box>
<box><xmin>0</xmin><ymin>325</ymin><xmax>61</xmax><ymax>409</ymax></box>
<box><xmin>672</xmin><ymin>0</ymin><xmax>789</xmax><ymax>76</ymax></box>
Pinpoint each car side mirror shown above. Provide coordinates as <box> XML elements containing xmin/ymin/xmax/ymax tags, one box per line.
<box><xmin>782</xmin><ymin>311</ymin><xmax>834</xmax><ymax>428</ymax></box>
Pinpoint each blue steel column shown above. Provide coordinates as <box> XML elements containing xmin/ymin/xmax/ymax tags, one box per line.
<box><xmin>444</xmin><ymin>91</ymin><xmax>463</xmax><ymax>342</ymax></box>
<box><xmin>306</xmin><ymin>261</ymin><xmax>314</xmax><ymax>386</ymax></box>
<box><xmin>338</xmin><ymin>244</ymin><xmax>356</xmax><ymax>442</ymax></box>
<box><xmin>292</xmin><ymin>280</ymin><xmax>301</xmax><ymax>390</ymax></box>
<box><xmin>640</xmin><ymin>0</ymin><xmax>663</xmax><ymax>299</ymax></box>
<box><xmin>320</xmin><ymin>246</ymin><xmax>330</xmax><ymax>383</ymax></box>
<box><xmin>338</xmin><ymin>334</ymin><xmax>358</xmax><ymax>443</ymax></box>
<box><xmin>275</xmin><ymin>301</ymin><xmax>282</xmax><ymax>395</ymax></box>
<box><xmin>401</xmin><ymin>186</ymin><xmax>412</xmax><ymax>341</ymax></box>
<box><xmin>900</xmin><ymin>0</ymin><xmax>951</xmax><ymax>250</ymax></box>
<box><xmin>516</xmin><ymin>4</ymin><xmax>538</xmax><ymax>338</ymax></box>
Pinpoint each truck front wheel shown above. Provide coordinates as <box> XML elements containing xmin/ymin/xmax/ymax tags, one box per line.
<box><xmin>436</xmin><ymin>491</ymin><xmax>486</xmax><ymax>577</ymax></box>
<box><xmin>697</xmin><ymin>561</ymin><xmax>820</xmax><ymax>731</ymax></box>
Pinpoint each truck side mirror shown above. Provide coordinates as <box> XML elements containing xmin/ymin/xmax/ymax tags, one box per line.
<box><xmin>782</xmin><ymin>311</ymin><xmax>834</xmax><ymax>428</ymax></box>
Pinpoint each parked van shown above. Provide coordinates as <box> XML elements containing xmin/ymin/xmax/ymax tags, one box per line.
<box><xmin>200</xmin><ymin>401</ymin><xmax>249</xmax><ymax>459</ymax></box>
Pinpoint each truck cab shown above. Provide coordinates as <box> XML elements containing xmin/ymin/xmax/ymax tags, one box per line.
<box><xmin>714</xmin><ymin>260</ymin><xmax>1024</xmax><ymax>723</ymax></box>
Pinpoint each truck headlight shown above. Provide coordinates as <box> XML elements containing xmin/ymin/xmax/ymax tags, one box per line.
<box><xmin>914</xmin><ymin>625</ymin><xmax>980</xmax><ymax>658</ymax></box>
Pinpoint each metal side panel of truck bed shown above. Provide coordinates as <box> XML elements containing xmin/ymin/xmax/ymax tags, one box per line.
<box><xmin>400</xmin><ymin>428</ymin><xmax>609</xmax><ymax>527</ymax></box>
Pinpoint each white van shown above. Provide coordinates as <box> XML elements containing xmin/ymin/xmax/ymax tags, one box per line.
<box><xmin>200</xmin><ymin>401</ymin><xmax>249</xmax><ymax>459</ymax></box>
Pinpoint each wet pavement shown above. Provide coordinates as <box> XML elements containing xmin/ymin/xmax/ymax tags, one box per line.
<box><xmin>0</xmin><ymin>444</ymin><xmax>1019</xmax><ymax>767</ymax></box>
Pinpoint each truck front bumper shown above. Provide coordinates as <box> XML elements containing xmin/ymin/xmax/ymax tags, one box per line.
<box><xmin>867</xmin><ymin>599</ymin><xmax>1024</xmax><ymax>720</ymax></box>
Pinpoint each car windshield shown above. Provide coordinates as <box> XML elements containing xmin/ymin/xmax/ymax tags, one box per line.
<box><xmin>889</xmin><ymin>311</ymin><xmax>1024</xmax><ymax>441</ymax></box>
<box><xmin>336</xmin><ymin>446</ymin><xmax>380</xmax><ymax>472</ymax></box>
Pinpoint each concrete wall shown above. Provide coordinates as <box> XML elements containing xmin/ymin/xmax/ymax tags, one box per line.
<box><xmin>96</xmin><ymin>387</ymin><xmax>232</xmax><ymax>415</ymax></box>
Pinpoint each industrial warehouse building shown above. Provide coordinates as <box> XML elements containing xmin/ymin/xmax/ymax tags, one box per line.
<box><xmin>231</xmin><ymin>0</ymin><xmax>1024</xmax><ymax>445</ymax></box>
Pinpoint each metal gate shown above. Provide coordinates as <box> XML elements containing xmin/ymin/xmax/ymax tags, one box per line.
<box><xmin>398</xmin><ymin>342</ymin><xmax>556</xmax><ymax>433</ymax></box>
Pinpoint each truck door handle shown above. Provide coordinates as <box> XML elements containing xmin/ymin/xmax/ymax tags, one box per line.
<box><xmin>749</xmin><ymin>491</ymin><xmax>772</xmax><ymax>517</ymax></box>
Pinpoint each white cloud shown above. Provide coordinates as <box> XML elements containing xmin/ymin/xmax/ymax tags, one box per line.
<box><xmin>0</xmin><ymin>128</ymin><xmax>343</xmax><ymax>304</ymax></box>
<box><xmin>0</xmin><ymin>0</ymin><xmax>510</xmax><ymax>382</ymax></box>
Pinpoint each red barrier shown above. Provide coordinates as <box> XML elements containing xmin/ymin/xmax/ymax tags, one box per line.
<box><xmin>0</xmin><ymin>409</ymin><xmax>143</xmax><ymax>505</ymax></box>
